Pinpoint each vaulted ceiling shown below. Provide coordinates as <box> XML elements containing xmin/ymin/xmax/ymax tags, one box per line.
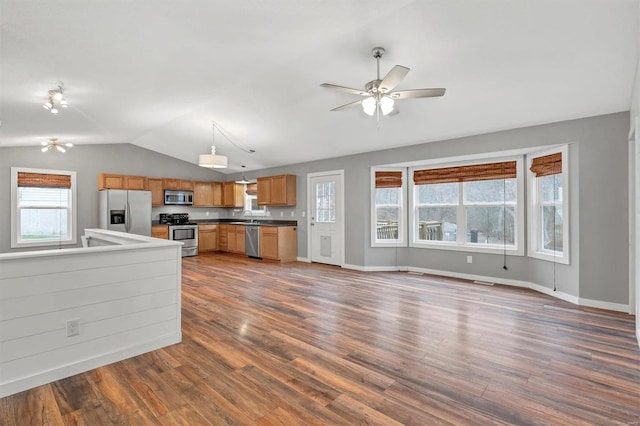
<box><xmin>1</xmin><ymin>1</ymin><xmax>637</xmax><ymax>172</ymax></box>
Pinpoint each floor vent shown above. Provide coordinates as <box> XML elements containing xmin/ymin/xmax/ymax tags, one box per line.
<box><xmin>473</xmin><ymin>280</ymin><xmax>494</xmax><ymax>286</ymax></box>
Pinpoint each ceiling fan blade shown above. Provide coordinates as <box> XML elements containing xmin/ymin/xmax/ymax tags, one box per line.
<box><xmin>330</xmin><ymin>99</ymin><xmax>363</xmax><ymax>111</ymax></box>
<box><xmin>321</xmin><ymin>83</ymin><xmax>368</xmax><ymax>96</ymax></box>
<box><xmin>390</xmin><ymin>88</ymin><xmax>446</xmax><ymax>99</ymax></box>
<box><xmin>379</xmin><ymin>65</ymin><xmax>410</xmax><ymax>93</ymax></box>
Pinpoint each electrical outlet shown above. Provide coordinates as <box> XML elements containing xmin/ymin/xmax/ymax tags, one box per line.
<box><xmin>280</xmin><ymin>211</ymin><xmax>284</xmax><ymax>217</ymax></box>
<box><xmin>290</xmin><ymin>211</ymin><xmax>295</xmax><ymax>216</ymax></box>
<box><xmin>467</xmin><ymin>256</ymin><xmax>473</xmax><ymax>264</ymax></box>
<box><xmin>66</xmin><ymin>319</ymin><xmax>80</xmax><ymax>337</ymax></box>
<box><xmin>205</xmin><ymin>211</ymin><xmax>210</xmax><ymax>217</ymax></box>
<box><xmin>302</xmin><ymin>211</ymin><xmax>305</xmax><ymax>217</ymax></box>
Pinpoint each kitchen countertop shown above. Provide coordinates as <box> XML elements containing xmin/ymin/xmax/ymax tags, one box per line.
<box><xmin>152</xmin><ymin>219</ymin><xmax>297</xmax><ymax>227</ymax></box>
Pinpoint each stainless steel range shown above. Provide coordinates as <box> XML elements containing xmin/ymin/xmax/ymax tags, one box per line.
<box><xmin>166</xmin><ymin>213</ymin><xmax>198</xmax><ymax>257</ymax></box>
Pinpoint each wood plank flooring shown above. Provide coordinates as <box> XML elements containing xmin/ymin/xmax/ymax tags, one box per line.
<box><xmin>2</xmin><ymin>253</ymin><xmax>639</xmax><ymax>425</ymax></box>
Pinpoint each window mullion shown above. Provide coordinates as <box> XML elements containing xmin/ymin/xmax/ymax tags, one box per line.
<box><xmin>457</xmin><ymin>182</ymin><xmax>465</xmax><ymax>244</ymax></box>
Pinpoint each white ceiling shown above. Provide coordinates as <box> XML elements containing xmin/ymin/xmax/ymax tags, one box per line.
<box><xmin>1</xmin><ymin>0</ymin><xmax>637</xmax><ymax>173</ymax></box>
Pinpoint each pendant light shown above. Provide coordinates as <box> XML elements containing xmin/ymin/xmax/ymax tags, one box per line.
<box><xmin>199</xmin><ymin>122</ymin><xmax>228</xmax><ymax>168</ymax></box>
<box><xmin>236</xmin><ymin>165</ymin><xmax>252</xmax><ymax>184</ymax></box>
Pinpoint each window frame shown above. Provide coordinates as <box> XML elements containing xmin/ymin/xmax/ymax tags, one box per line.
<box><xmin>408</xmin><ymin>156</ymin><xmax>525</xmax><ymax>255</ymax></box>
<box><xmin>370</xmin><ymin>167</ymin><xmax>407</xmax><ymax>247</ymax></box>
<box><xmin>243</xmin><ymin>186</ymin><xmax>268</xmax><ymax>217</ymax></box>
<box><xmin>11</xmin><ymin>167</ymin><xmax>77</xmax><ymax>249</ymax></box>
<box><xmin>527</xmin><ymin>145</ymin><xmax>570</xmax><ymax>264</ymax></box>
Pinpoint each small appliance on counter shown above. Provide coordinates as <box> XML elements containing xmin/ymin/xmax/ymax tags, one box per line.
<box><xmin>165</xmin><ymin>213</ymin><xmax>198</xmax><ymax>257</ymax></box>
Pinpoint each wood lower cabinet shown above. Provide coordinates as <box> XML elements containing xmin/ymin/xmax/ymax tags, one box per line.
<box><xmin>227</xmin><ymin>225</ymin><xmax>245</xmax><ymax>253</ymax></box>
<box><xmin>218</xmin><ymin>225</ymin><xmax>228</xmax><ymax>251</ymax></box>
<box><xmin>257</xmin><ymin>175</ymin><xmax>296</xmax><ymax>206</ymax></box>
<box><xmin>149</xmin><ymin>178</ymin><xmax>164</xmax><ymax>206</ymax></box>
<box><xmin>260</xmin><ymin>226</ymin><xmax>297</xmax><ymax>263</ymax></box>
<box><xmin>151</xmin><ymin>225</ymin><xmax>169</xmax><ymax>239</ymax></box>
<box><xmin>198</xmin><ymin>225</ymin><xmax>218</xmax><ymax>252</ymax></box>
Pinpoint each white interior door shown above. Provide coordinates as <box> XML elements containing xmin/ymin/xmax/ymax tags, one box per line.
<box><xmin>308</xmin><ymin>171</ymin><xmax>344</xmax><ymax>266</ymax></box>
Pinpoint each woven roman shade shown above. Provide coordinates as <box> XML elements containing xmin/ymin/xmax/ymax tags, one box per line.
<box><xmin>245</xmin><ymin>183</ymin><xmax>258</xmax><ymax>195</ymax></box>
<box><xmin>413</xmin><ymin>161</ymin><xmax>517</xmax><ymax>185</ymax></box>
<box><xmin>530</xmin><ymin>152</ymin><xmax>562</xmax><ymax>177</ymax></box>
<box><xmin>17</xmin><ymin>172</ymin><xmax>71</xmax><ymax>188</ymax></box>
<box><xmin>375</xmin><ymin>171</ymin><xmax>403</xmax><ymax>188</ymax></box>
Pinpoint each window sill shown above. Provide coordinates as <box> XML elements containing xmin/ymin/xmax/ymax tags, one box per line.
<box><xmin>528</xmin><ymin>250</ymin><xmax>569</xmax><ymax>265</ymax></box>
<box><xmin>372</xmin><ymin>240</ymin><xmax>407</xmax><ymax>248</ymax></box>
<box><xmin>409</xmin><ymin>240</ymin><xmax>524</xmax><ymax>256</ymax></box>
<box><xmin>12</xmin><ymin>238</ymin><xmax>76</xmax><ymax>249</ymax></box>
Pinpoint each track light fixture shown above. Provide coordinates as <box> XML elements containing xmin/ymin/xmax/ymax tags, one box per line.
<box><xmin>42</xmin><ymin>82</ymin><xmax>68</xmax><ymax>115</ymax></box>
<box><xmin>41</xmin><ymin>138</ymin><xmax>73</xmax><ymax>153</ymax></box>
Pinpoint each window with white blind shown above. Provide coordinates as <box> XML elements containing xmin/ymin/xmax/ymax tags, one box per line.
<box><xmin>11</xmin><ymin>167</ymin><xmax>77</xmax><ymax>248</ymax></box>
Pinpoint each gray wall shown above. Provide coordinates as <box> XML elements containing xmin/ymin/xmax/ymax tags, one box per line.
<box><xmin>0</xmin><ymin>143</ymin><xmax>226</xmax><ymax>253</ymax></box>
<box><xmin>230</xmin><ymin>112</ymin><xmax>629</xmax><ymax>305</ymax></box>
<box><xmin>1</xmin><ymin>112</ymin><xmax>629</xmax><ymax>306</ymax></box>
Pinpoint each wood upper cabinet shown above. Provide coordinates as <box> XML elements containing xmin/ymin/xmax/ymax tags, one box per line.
<box><xmin>212</xmin><ymin>182</ymin><xmax>223</xmax><ymax>207</ymax></box>
<box><xmin>151</xmin><ymin>225</ymin><xmax>169</xmax><ymax>239</ymax></box>
<box><xmin>124</xmin><ymin>175</ymin><xmax>148</xmax><ymax>190</ymax></box>
<box><xmin>180</xmin><ymin>180</ymin><xmax>194</xmax><ymax>191</ymax></box>
<box><xmin>198</xmin><ymin>224</ymin><xmax>218</xmax><ymax>252</ymax></box>
<box><xmin>260</xmin><ymin>226</ymin><xmax>297</xmax><ymax>263</ymax></box>
<box><xmin>98</xmin><ymin>173</ymin><xmax>148</xmax><ymax>190</ymax></box>
<box><xmin>163</xmin><ymin>178</ymin><xmax>180</xmax><ymax>190</ymax></box>
<box><xmin>98</xmin><ymin>173</ymin><xmax>124</xmax><ymax>190</ymax></box>
<box><xmin>222</xmin><ymin>182</ymin><xmax>245</xmax><ymax>207</ymax></box>
<box><xmin>257</xmin><ymin>175</ymin><xmax>296</xmax><ymax>206</ymax></box>
<box><xmin>193</xmin><ymin>181</ymin><xmax>213</xmax><ymax>207</ymax></box>
<box><xmin>148</xmin><ymin>178</ymin><xmax>164</xmax><ymax>206</ymax></box>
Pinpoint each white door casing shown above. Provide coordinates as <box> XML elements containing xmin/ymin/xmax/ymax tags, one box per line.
<box><xmin>307</xmin><ymin>170</ymin><xmax>344</xmax><ymax>266</ymax></box>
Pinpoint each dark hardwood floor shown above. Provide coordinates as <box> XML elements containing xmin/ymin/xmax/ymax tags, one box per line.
<box><xmin>2</xmin><ymin>253</ymin><xmax>639</xmax><ymax>425</ymax></box>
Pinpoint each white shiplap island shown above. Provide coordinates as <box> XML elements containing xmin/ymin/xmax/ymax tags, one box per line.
<box><xmin>0</xmin><ymin>229</ymin><xmax>183</xmax><ymax>398</ymax></box>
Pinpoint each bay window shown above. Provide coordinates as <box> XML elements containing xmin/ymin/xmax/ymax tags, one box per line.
<box><xmin>410</xmin><ymin>158</ymin><xmax>524</xmax><ymax>254</ymax></box>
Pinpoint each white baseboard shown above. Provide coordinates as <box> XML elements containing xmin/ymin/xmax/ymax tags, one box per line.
<box><xmin>577</xmin><ymin>298</ymin><xmax>630</xmax><ymax>312</ymax></box>
<box><xmin>0</xmin><ymin>333</ymin><xmax>181</xmax><ymax>398</ymax></box>
<box><xmin>296</xmin><ymin>256</ymin><xmax>310</xmax><ymax>263</ymax></box>
<box><xmin>342</xmin><ymin>264</ymin><xmax>629</xmax><ymax>313</ymax></box>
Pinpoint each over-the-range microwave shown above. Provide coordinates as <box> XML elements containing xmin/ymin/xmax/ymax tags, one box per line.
<box><xmin>164</xmin><ymin>189</ymin><xmax>193</xmax><ymax>205</ymax></box>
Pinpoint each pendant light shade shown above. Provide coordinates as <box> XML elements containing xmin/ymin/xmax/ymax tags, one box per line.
<box><xmin>199</xmin><ymin>145</ymin><xmax>228</xmax><ymax>168</ymax></box>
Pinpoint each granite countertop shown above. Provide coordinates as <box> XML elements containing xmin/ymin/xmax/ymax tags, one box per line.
<box><xmin>152</xmin><ymin>219</ymin><xmax>297</xmax><ymax>227</ymax></box>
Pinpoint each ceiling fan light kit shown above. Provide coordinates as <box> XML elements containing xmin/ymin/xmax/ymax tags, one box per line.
<box><xmin>42</xmin><ymin>82</ymin><xmax>68</xmax><ymax>115</ymax></box>
<box><xmin>41</xmin><ymin>138</ymin><xmax>73</xmax><ymax>153</ymax></box>
<box><xmin>321</xmin><ymin>46</ymin><xmax>445</xmax><ymax>120</ymax></box>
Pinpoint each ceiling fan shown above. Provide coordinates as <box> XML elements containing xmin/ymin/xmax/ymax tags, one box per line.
<box><xmin>321</xmin><ymin>47</ymin><xmax>445</xmax><ymax>119</ymax></box>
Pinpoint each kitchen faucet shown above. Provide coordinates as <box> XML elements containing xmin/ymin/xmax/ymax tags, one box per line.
<box><xmin>241</xmin><ymin>209</ymin><xmax>255</xmax><ymax>223</ymax></box>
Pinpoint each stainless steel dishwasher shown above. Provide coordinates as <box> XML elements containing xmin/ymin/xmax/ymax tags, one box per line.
<box><xmin>245</xmin><ymin>225</ymin><xmax>261</xmax><ymax>258</ymax></box>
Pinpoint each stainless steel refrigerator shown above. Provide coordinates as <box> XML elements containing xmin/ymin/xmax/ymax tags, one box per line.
<box><xmin>98</xmin><ymin>190</ymin><xmax>152</xmax><ymax>236</ymax></box>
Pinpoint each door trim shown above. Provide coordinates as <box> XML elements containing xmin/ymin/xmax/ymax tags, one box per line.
<box><xmin>307</xmin><ymin>170</ymin><xmax>345</xmax><ymax>267</ymax></box>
